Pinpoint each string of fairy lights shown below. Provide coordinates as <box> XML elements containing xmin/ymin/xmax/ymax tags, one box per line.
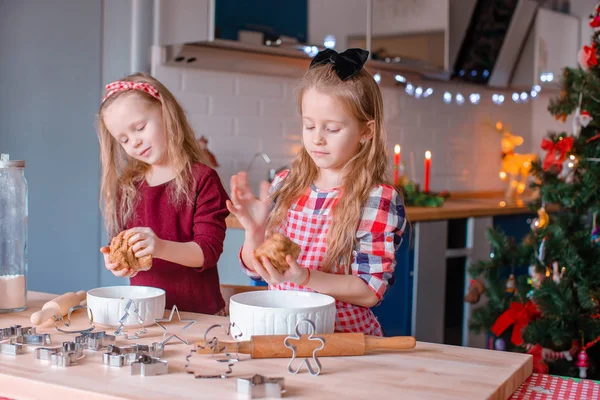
<box><xmin>373</xmin><ymin>72</ymin><xmax>551</xmax><ymax>106</ymax></box>
<box><xmin>299</xmin><ymin>36</ymin><xmax>553</xmax><ymax>107</ymax></box>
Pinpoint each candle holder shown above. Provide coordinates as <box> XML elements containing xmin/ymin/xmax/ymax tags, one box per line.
<box><xmin>396</xmin><ymin>180</ymin><xmax>449</xmax><ymax>208</ymax></box>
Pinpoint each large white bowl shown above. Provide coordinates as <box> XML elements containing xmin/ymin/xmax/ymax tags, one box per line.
<box><xmin>229</xmin><ymin>290</ymin><xmax>336</xmax><ymax>339</ymax></box>
<box><xmin>87</xmin><ymin>286</ymin><xmax>166</xmax><ymax>327</ymax></box>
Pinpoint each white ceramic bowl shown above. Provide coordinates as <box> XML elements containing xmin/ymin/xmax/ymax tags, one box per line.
<box><xmin>229</xmin><ymin>290</ymin><xmax>336</xmax><ymax>339</ymax></box>
<box><xmin>87</xmin><ymin>286</ymin><xmax>166</xmax><ymax>327</ymax></box>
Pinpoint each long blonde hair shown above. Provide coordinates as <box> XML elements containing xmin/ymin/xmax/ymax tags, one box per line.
<box><xmin>267</xmin><ymin>65</ymin><xmax>391</xmax><ymax>273</ymax></box>
<box><xmin>97</xmin><ymin>72</ymin><xmax>209</xmax><ymax>237</ymax></box>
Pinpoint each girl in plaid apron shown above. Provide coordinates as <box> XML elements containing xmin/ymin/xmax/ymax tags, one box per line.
<box><xmin>227</xmin><ymin>48</ymin><xmax>407</xmax><ymax>336</ymax></box>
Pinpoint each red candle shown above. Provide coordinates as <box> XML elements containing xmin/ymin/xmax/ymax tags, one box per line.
<box><xmin>424</xmin><ymin>150</ymin><xmax>431</xmax><ymax>193</ymax></box>
<box><xmin>393</xmin><ymin>144</ymin><xmax>401</xmax><ymax>185</ymax></box>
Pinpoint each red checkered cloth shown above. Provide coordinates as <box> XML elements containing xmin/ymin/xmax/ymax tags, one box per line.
<box><xmin>510</xmin><ymin>373</ymin><xmax>600</xmax><ymax>399</ymax></box>
<box><xmin>241</xmin><ymin>170</ymin><xmax>407</xmax><ymax>336</ymax></box>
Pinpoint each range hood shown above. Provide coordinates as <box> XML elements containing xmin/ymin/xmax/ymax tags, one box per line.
<box><xmin>160</xmin><ymin>0</ymin><xmax>541</xmax><ymax>88</ymax></box>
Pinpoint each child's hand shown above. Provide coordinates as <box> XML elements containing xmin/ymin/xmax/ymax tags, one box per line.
<box><xmin>226</xmin><ymin>172</ymin><xmax>270</xmax><ymax>235</ymax></box>
<box><xmin>100</xmin><ymin>246</ymin><xmax>138</xmax><ymax>278</ymax></box>
<box><xmin>251</xmin><ymin>252</ymin><xmax>309</xmax><ymax>286</ymax></box>
<box><xmin>125</xmin><ymin>227</ymin><xmax>163</xmax><ymax>258</ymax></box>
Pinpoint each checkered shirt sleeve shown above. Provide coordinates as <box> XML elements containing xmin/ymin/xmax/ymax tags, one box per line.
<box><xmin>352</xmin><ymin>184</ymin><xmax>407</xmax><ymax>300</ymax></box>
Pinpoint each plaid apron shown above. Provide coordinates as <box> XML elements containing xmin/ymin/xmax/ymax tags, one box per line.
<box><xmin>270</xmin><ymin>205</ymin><xmax>384</xmax><ymax>336</ymax></box>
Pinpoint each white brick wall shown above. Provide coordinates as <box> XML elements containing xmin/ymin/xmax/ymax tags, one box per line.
<box><xmin>153</xmin><ymin>64</ymin><xmax>536</xmax><ymax>195</ymax></box>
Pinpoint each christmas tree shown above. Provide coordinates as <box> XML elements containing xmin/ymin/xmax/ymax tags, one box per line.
<box><xmin>467</xmin><ymin>4</ymin><xmax>600</xmax><ymax>379</ymax></box>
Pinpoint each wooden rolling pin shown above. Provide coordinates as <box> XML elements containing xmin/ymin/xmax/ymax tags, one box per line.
<box><xmin>195</xmin><ymin>333</ymin><xmax>416</xmax><ymax>358</ymax></box>
<box><xmin>30</xmin><ymin>290</ymin><xmax>87</xmax><ymax>325</ymax></box>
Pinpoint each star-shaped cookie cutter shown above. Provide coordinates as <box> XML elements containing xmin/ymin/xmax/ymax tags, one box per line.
<box><xmin>154</xmin><ymin>305</ymin><xmax>196</xmax><ymax>345</ymax></box>
<box><xmin>237</xmin><ymin>374</ymin><xmax>286</xmax><ymax>398</ymax></box>
<box><xmin>113</xmin><ymin>299</ymin><xmax>148</xmax><ymax>340</ymax></box>
<box><xmin>283</xmin><ymin>319</ymin><xmax>325</xmax><ymax>376</ymax></box>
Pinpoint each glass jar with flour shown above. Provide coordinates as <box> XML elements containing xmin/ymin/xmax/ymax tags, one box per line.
<box><xmin>0</xmin><ymin>153</ymin><xmax>28</xmax><ymax>312</ymax></box>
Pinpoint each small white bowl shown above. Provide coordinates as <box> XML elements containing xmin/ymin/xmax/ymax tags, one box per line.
<box><xmin>87</xmin><ymin>286</ymin><xmax>166</xmax><ymax>327</ymax></box>
<box><xmin>229</xmin><ymin>290</ymin><xmax>336</xmax><ymax>339</ymax></box>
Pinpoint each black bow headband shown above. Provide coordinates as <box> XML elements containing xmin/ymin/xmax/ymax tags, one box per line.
<box><xmin>309</xmin><ymin>48</ymin><xmax>369</xmax><ymax>81</ymax></box>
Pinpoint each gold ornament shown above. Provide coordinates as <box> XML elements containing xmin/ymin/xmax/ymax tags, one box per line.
<box><xmin>531</xmin><ymin>207</ymin><xmax>550</xmax><ymax>230</ymax></box>
<box><xmin>506</xmin><ymin>274</ymin><xmax>516</xmax><ymax>294</ymax></box>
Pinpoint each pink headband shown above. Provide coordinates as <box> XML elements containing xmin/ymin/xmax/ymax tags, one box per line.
<box><xmin>102</xmin><ymin>81</ymin><xmax>161</xmax><ymax>103</ymax></box>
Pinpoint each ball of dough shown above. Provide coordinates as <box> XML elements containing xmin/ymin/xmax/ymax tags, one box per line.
<box><xmin>109</xmin><ymin>231</ymin><xmax>152</xmax><ymax>272</ymax></box>
<box><xmin>255</xmin><ymin>233</ymin><xmax>301</xmax><ymax>273</ymax></box>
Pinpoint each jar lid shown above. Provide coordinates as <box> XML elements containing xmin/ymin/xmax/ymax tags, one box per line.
<box><xmin>0</xmin><ymin>154</ymin><xmax>25</xmax><ymax>168</ymax></box>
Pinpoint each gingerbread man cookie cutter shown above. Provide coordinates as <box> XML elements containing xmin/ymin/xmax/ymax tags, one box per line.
<box><xmin>283</xmin><ymin>319</ymin><xmax>325</xmax><ymax>376</ymax></box>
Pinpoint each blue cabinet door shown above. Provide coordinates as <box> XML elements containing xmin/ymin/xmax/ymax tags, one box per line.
<box><xmin>492</xmin><ymin>213</ymin><xmax>536</xmax><ymax>279</ymax></box>
<box><xmin>372</xmin><ymin>228</ymin><xmax>414</xmax><ymax>337</ymax></box>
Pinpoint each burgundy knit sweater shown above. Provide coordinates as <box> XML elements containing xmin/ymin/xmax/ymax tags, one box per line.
<box><xmin>128</xmin><ymin>163</ymin><xmax>229</xmax><ymax>314</ymax></box>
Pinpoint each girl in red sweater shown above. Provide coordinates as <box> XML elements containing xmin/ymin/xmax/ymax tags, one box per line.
<box><xmin>97</xmin><ymin>73</ymin><xmax>230</xmax><ymax>315</ymax></box>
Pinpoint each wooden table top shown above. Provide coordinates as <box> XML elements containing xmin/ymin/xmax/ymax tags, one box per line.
<box><xmin>1</xmin><ymin>292</ymin><xmax>532</xmax><ymax>400</ymax></box>
<box><xmin>225</xmin><ymin>195</ymin><xmax>532</xmax><ymax>228</ymax></box>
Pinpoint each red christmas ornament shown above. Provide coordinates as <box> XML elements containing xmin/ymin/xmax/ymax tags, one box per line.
<box><xmin>579</xmin><ymin>43</ymin><xmax>599</xmax><ymax>71</ymax></box>
<box><xmin>491</xmin><ymin>301</ymin><xmax>540</xmax><ymax>346</ymax></box>
<box><xmin>541</xmin><ymin>137</ymin><xmax>574</xmax><ymax>173</ymax></box>
<box><xmin>576</xmin><ymin>350</ymin><xmax>590</xmax><ymax>379</ymax></box>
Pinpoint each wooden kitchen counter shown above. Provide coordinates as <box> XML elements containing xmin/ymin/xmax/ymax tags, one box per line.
<box><xmin>226</xmin><ymin>195</ymin><xmax>532</xmax><ymax>228</ymax></box>
<box><xmin>1</xmin><ymin>292</ymin><xmax>532</xmax><ymax>400</ymax></box>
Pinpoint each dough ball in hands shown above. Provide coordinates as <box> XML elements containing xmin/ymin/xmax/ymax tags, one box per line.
<box><xmin>109</xmin><ymin>231</ymin><xmax>152</xmax><ymax>272</ymax></box>
<box><xmin>255</xmin><ymin>233</ymin><xmax>301</xmax><ymax>273</ymax></box>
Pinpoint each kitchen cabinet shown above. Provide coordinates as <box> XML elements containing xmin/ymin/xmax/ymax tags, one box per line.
<box><xmin>377</xmin><ymin>212</ymin><xmax>533</xmax><ymax>346</ymax></box>
<box><xmin>154</xmin><ymin>0</ymin><xmax>214</xmax><ymax>46</ymax></box>
<box><xmin>511</xmin><ymin>7</ymin><xmax>579</xmax><ymax>89</ymax></box>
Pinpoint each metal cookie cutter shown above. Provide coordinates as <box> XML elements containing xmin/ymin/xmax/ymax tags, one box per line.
<box><xmin>75</xmin><ymin>331</ymin><xmax>116</xmax><ymax>351</ymax></box>
<box><xmin>283</xmin><ymin>319</ymin><xmax>325</xmax><ymax>376</ymax></box>
<box><xmin>114</xmin><ymin>299</ymin><xmax>148</xmax><ymax>340</ymax></box>
<box><xmin>34</xmin><ymin>341</ymin><xmax>85</xmax><ymax>367</ymax></box>
<box><xmin>0</xmin><ymin>325</ymin><xmax>51</xmax><ymax>347</ymax></box>
<box><xmin>13</xmin><ymin>333</ymin><xmax>52</xmax><ymax>346</ymax></box>
<box><xmin>154</xmin><ymin>305</ymin><xmax>196</xmax><ymax>345</ymax></box>
<box><xmin>54</xmin><ymin>305</ymin><xmax>95</xmax><ymax>334</ymax></box>
<box><xmin>131</xmin><ymin>354</ymin><xmax>168</xmax><ymax>376</ymax></box>
<box><xmin>184</xmin><ymin>323</ymin><xmax>243</xmax><ymax>379</ymax></box>
<box><xmin>0</xmin><ymin>325</ymin><xmax>36</xmax><ymax>339</ymax></box>
<box><xmin>237</xmin><ymin>375</ymin><xmax>286</xmax><ymax>399</ymax></box>
<box><xmin>0</xmin><ymin>338</ymin><xmax>25</xmax><ymax>355</ymax></box>
<box><xmin>102</xmin><ymin>343</ymin><xmax>165</xmax><ymax>367</ymax></box>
